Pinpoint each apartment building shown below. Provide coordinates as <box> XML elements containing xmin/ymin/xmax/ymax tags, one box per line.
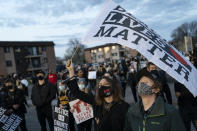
<box><xmin>0</xmin><ymin>41</ymin><xmax>56</xmax><ymax>76</ymax></box>
<box><xmin>84</xmin><ymin>43</ymin><xmax>137</xmax><ymax>63</ymax></box>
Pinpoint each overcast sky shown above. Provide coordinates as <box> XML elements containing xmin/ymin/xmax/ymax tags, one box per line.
<box><xmin>0</xmin><ymin>0</ymin><xmax>197</xmax><ymax>57</ymax></box>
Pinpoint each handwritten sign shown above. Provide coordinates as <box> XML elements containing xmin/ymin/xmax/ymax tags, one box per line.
<box><xmin>0</xmin><ymin>107</ymin><xmax>22</xmax><ymax>131</ymax></box>
<box><xmin>54</xmin><ymin>106</ymin><xmax>69</xmax><ymax>131</ymax></box>
<box><xmin>88</xmin><ymin>71</ymin><xmax>97</xmax><ymax>80</ymax></box>
<box><xmin>69</xmin><ymin>99</ymin><xmax>93</xmax><ymax>124</ymax></box>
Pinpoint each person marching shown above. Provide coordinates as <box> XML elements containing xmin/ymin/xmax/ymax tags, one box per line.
<box><xmin>124</xmin><ymin>71</ymin><xmax>186</xmax><ymax>131</ymax></box>
<box><xmin>58</xmin><ymin>81</ymin><xmax>76</xmax><ymax>131</ymax></box>
<box><xmin>31</xmin><ymin>71</ymin><xmax>56</xmax><ymax>131</ymax></box>
<box><xmin>65</xmin><ymin>59</ymin><xmax>129</xmax><ymax>131</ymax></box>
<box><xmin>174</xmin><ymin>81</ymin><xmax>197</xmax><ymax>131</ymax></box>
<box><xmin>1</xmin><ymin>78</ymin><xmax>28</xmax><ymax>131</ymax></box>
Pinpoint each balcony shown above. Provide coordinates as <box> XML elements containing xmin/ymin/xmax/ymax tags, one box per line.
<box><xmin>25</xmin><ymin>53</ymin><xmax>43</xmax><ymax>58</ymax></box>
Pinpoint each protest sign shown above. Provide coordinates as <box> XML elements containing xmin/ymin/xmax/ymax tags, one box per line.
<box><xmin>54</xmin><ymin>106</ymin><xmax>69</xmax><ymax>131</ymax></box>
<box><xmin>83</xmin><ymin>0</ymin><xmax>197</xmax><ymax>96</ymax></box>
<box><xmin>88</xmin><ymin>71</ymin><xmax>97</xmax><ymax>79</ymax></box>
<box><xmin>69</xmin><ymin>99</ymin><xmax>93</xmax><ymax>124</ymax></box>
<box><xmin>0</xmin><ymin>107</ymin><xmax>22</xmax><ymax>131</ymax></box>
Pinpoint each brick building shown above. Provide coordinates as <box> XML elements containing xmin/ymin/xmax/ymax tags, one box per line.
<box><xmin>84</xmin><ymin>43</ymin><xmax>137</xmax><ymax>63</ymax></box>
<box><xmin>0</xmin><ymin>41</ymin><xmax>56</xmax><ymax>76</ymax></box>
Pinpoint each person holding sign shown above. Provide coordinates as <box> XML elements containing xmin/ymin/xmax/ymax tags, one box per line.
<box><xmin>66</xmin><ymin>60</ymin><xmax>129</xmax><ymax>131</ymax></box>
<box><xmin>1</xmin><ymin>78</ymin><xmax>27</xmax><ymax>131</ymax></box>
<box><xmin>57</xmin><ymin>81</ymin><xmax>76</xmax><ymax>131</ymax></box>
<box><xmin>75</xmin><ymin>70</ymin><xmax>92</xmax><ymax>131</ymax></box>
<box><xmin>124</xmin><ymin>71</ymin><xmax>186</xmax><ymax>131</ymax></box>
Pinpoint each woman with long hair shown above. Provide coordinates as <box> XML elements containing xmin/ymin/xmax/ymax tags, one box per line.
<box><xmin>66</xmin><ymin>60</ymin><xmax>129</xmax><ymax>131</ymax></box>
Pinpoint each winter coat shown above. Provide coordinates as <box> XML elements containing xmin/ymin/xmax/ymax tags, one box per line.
<box><xmin>1</xmin><ymin>87</ymin><xmax>26</xmax><ymax>115</ymax></box>
<box><xmin>124</xmin><ymin>96</ymin><xmax>186</xmax><ymax>131</ymax></box>
<box><xmin>67</xmin><ymin>78</ymin><xmax>129</xmax><ymax>131</ymax></box>
<box><xmin>31</xmin><ymin>80</ymin><xmax>56</xmax><ymax>107</ymax></box>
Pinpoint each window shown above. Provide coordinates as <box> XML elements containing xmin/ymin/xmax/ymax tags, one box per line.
<box><xmin>28</xmin><ymin>47</ymin><xmax>38</xmax><ymax>56</ymax></box>
<box><xmin>31</xmin><ymin>58</ymin><xmax>41</xmax><ymax>68</ymax></box>
<box><xmin>98</xmin><ymin>48</ymin><xmax>102</xmax><ymax>52</ymax></box>
<box><xmin>98</xmin><ymin>55</ymin><xmax>103</xmax><ymax>59</ymax></box>
<box><xmin>44</xmin><ymin>58</ymin><xmax>48</xmax><ymax>63</ymax></box>
<box><xmin>42</xmin><ymin>46</ymin><xmax>46</xmax><ymax>51</ymax></box>
<box><xmin>4</xmin><ymin>47</ymin><xmax>10</xmax><ymax>53</ymax></box>
<box><xmin>6</xmin><ymin>60</ymin><xmax>12</xmax><ymax>67</ymax></box>
<box><xmin>112</xmin><ymin>53</ymin><xmax>118</xmax><ymax>56</ymax></box>
<box><xmin>112</xmin><ymin>46</ymin><xmax>116</xmax><ymax>50</ymax></box>
<box><xmin>104</xmin><ymin>47</ymin><xmax>110</xmax><ymax>53</ymax></box>
<box><xmin>14</xmin><ymin>47</ymin><xmax>21</xmax><ymax>53</ymax></box>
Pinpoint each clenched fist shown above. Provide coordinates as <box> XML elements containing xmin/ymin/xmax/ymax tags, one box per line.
<box><xmin>66</xmin><ymin>59</ymin><xmax>74</xmax><ymax>78</ymax></box>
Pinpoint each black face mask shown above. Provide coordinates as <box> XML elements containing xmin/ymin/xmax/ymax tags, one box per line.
<box><xmin>99</xmin><ymin>86</ymin><xmax>113</xmax><ymax>97</ymax></box>
<box><xmin>6</xmin><ymin>85</ymin><xmax>13</xmax><ymax>90</ymax></box>
<box><xmin>37</xmin><ymin>76</ymin><xmax>44</xmax><ymax>80</ymax></box>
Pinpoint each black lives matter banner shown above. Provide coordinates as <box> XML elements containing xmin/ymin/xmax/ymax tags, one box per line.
<box><xmin>0</xmin><ymin>107</ymin><xmax>22</xmax><ymax>131</ymax></box>
<box><xmin>54</xmin><ymin>106</ymin><xmax>69</xmax><ymax>131</ymax></box>
<box><xmin>83</xmin><ymin>0</ymin><xmax>197</xmax><ymax>96</ymax></box>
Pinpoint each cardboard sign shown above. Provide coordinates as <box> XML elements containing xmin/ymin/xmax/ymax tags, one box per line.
<box><xmin>0</xmin><ymin>107</ymin><xmax>22</xmax><ymax>131</ymax></box>
<box><xmin>88</xmin><ymin>71</ymin><xmax>97</xmax><ymax>79</ymax></box>
<box><xmin>83</xmin><ymin>0</ymin><xmax>197</xmax><ymax>96</ymax></box>
<box><xmin>69</xmin><ymin>99</ymin><xmax>93</xmax><ymax>124</ymax></box>
<box><xmin>54</xmin><ymin>106</ymin><xmax>69</xmax><ymax>131</ymax></box>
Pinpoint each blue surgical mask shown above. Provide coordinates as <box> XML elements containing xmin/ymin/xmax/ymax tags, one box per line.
<box><xmin>78</xmin><ymin>84</ymin><xmax>85</xmax><ymax>90</ymax></box>
<box><xmin>59</xmin><ymin>85</ymin><xmax>65</xmax><ymax>91</ymax></box>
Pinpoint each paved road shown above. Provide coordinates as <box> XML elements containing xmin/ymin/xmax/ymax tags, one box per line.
<box><xmin>22</xmin><ymin>82</ymin><xmax>195</xmax><ymax>131</ymax></box>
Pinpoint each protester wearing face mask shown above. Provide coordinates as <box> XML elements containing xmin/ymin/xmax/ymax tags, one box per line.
<box><xmin>124</xmin><ymin>71</ymin><xmax>186</xmax><ymax>131</ymax></box>
<box><xmin>31</xmin><ymin>70</ymin><xmax>57</xmax><ymax>131</ymax></box>
<box><xmin>136</xmin><ymin>62</ymin><xmax>172</xmax><ymax>104</ymax></box>
<box><xmin>66</xmin><ymin>60</ymin><xmax>129</xmax><ymax>131</ymax></box>
<box><xmin>57</xmin><ymin>82</ymin><xmax>76</xmax><ymax>131</ymax></box>
<box><xmin>1</xmin><ymin>78</ymin><xmax>28</xmax><ymax>131</ymax></box>
<box><xmin>77</xmin><ymin>69</ymin><xmax>89</xmax><ymax>93</ymax></box>
<box><xmin>76</xmin><ymin>74</ymin><xmax>92</xmax><ymax>131</ymax></box>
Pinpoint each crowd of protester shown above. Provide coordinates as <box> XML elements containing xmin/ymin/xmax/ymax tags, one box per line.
<box><xmin>0</xmin><ymin>56</ymin><xmax>196</xmax><ymax>131</ymax></box>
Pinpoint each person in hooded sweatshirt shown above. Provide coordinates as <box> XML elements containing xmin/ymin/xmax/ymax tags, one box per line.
<box><xmin>65</xmin><ymin>59</ymin><xmax>129</xmax><ymax>131</ymax></box>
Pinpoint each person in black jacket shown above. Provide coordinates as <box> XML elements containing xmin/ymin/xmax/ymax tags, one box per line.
<box><xmin>174</xmin><ymin>81</ymin><xmax>197</xmax><ymax>131</ymax></box>
<box><xmin>124</xmin><ymin>71</ymin><xmax>186</xmax><ymax>131</ymax></box>
<box><xmin>1</xmin><ymin>78</ymin><xmax>28</xmax><ymax>131</ymax></box>
<box><xmin>96</xmin><ymin>64</ymin><xmax>106</xmax><ymax>80</ymax></box>
<box><xmin>127</xmin><ymin>66</ymin><xmax>137</xmax><ymax>102</ymax></box>
<box><xmin>58</xmin><ymin>81</ymin><xmax>76</xmax><ymax>131</ymax></box>
<box><xmin>31</xmin><ymin>71</ymin><xmax>56</xmax><ymax>131</ymax></box>
<box><xmin>66</xmin><ymin>60</ymin><xmax>129</xmax><ymax>131</ymax></box>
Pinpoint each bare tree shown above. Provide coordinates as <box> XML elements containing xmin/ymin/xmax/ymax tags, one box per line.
<box><xmin>171</xmin><ymin>21</ymin><xmax>197</xmax><ymax>41</ymax></box>
<box><xmin>64</xmin><ymin>38</ymin><xmax>86</xmax><ymax>64</ymax></box>
<box><xmin>56</xmin><ymin>57</ymin><xmax>63</xmax><ymax>65</ymax></box>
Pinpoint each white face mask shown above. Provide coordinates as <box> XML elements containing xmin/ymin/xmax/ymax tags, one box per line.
<box><xmin>130</xmin><ymin>69</ymin><xmax>134</xmax><ymax>72</ymax></box>
<box><xmin>59</xmin><ymin>85</ymin><xmax>65</xmax><ymax>91</ymax></box>
<box><xmin>78</xmin><ymin>84</ymin><xmax>85</xmax><ymax>90</ymax></box>
<box><xmin>17</xmin><ymin>85</ymin><xmax>23</xmax><ymax>89</ymax></box>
